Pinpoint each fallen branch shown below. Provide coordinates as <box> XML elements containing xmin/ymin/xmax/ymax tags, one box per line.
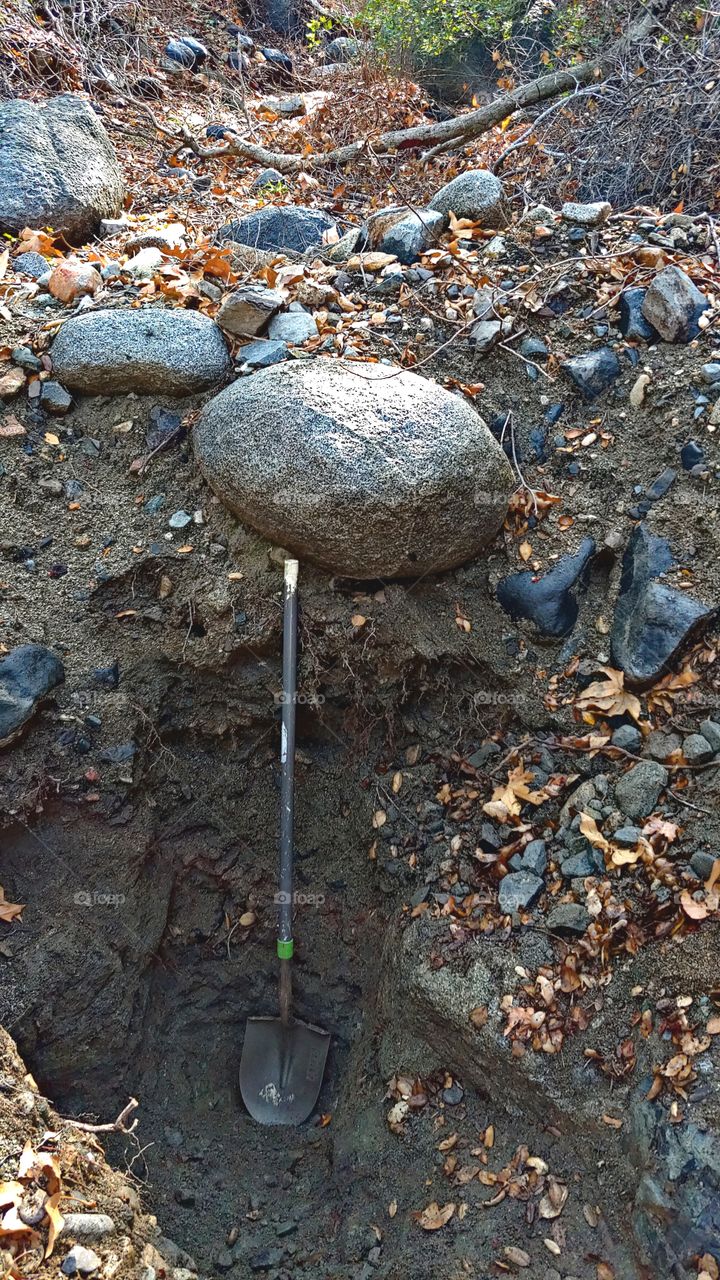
<box><xmin>169</xmin><ymin>63</ymin><xmax>603</xmax><ymax>173</ymax></box>
<box><xmin>60</xmin><ymin>1097</ymin><xmax>139</xmax><ymax>1135</ymax></box>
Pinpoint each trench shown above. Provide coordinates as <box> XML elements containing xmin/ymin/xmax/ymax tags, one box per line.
<box><xmin>0</xmin><ymin>655</ymin><xmax>686</xmax><ymax>1279</ymax></box>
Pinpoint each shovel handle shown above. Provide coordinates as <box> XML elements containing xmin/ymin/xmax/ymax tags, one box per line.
<box><xmin>278</xmin><ymin>560</ymin><xmax>298</xmax><ymax>973</ymax></box>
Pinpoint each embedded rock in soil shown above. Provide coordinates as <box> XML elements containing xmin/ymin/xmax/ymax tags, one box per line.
<box><xmin>618</xmin><ymin>288</ymin><xmax>658</xmax><ymax>342</ymax></box>
<box><xmin>193</xmin><ymin>358</ymin><xmax>513</xmax><ymax>578</ymax></box>
<box><xmin>496</xmin><ymin>537</ymin><xmax>595</xmax><ymax>637</ymax></box>
<box><xmin>364</xmin><ymin>206</ymin><xmax>445</xmax><ymax>264</ymax></box>
<box><xmin>562</xmin><ymin>347</ymin><xmax>620</xmax><ymax>399</ymax></box>
<box><xmin>561</xmin><ymin>200</ymin><xmax>612</xmax><ymax>226</ymax></box>
<box><xmin>614</xmin><ymin>760</ymin><xmax>668</xmax><ymax>820</ymax></box>
<box><xmin>627</xmin><ymin>1084</ymin><xmax>720</xmax><ymax>1275</ymax></box>
<box><xmin>642</xmin><ymin>265</ymin><xmax>708</xmax><ymax>343</ymax></box>
<box><xmin>0</xmin><ymin>95</ymin><xmax>124</xmax><ymax>243</ymax></box>
<box><xmin>267</xmin><ymin>309</ymin><xmax>319</xmax><ymax>344</ymax></box>
<box><xmin>50</xmin><ymin>309</ymin><xmax>232</xmax><ymax>396</ymax></box>
<box><xmin>218</xmin><ymin>204</ymin><xmax>337</xmax><ymax>253</ymax></box>
<box><xmin>611</xmin><ymin>524</ymin><xmax>714</xmax><ymax>686</ymax></box>
<box><xmin>428</xmin><ymin>169</ymin><xmax>507</xmax><ymax>226</ymax></box>
<box><xmin>323</xmin><ymin>36</ymin><xmax>361</xmax><ymax>62</ymax></box>
<box><xmin>217</xmin><ymin>286</ymin><xmax>285</xmax><ymax>337</ymax></box>
<box><xmin>0</xmin><ymin>643</ymin><xmax>65</xmax><ymax>748</ymax></box>
<box><xmin>12</xmin><ymin>250</ymin><xmax>50</xmax><ymax>280</ymax></box>
<box><xmin>237</xmin><ymin>338</ymin><xmax>289</xmax><ymax>367</ymax></box>
<box><xmin>165</xmin><ymin>36</ymin><xmax>208</xmax><ymax>69</ymax></box>
<box><xmin>498</xmin><ymin>870</ymin><xmax>544</xmax><ymax>913</ymax></box>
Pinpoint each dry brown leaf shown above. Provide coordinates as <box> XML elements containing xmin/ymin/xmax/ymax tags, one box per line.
<box><xmin>414</xmin><ymin>1201</ymin><xmax>456</xmax><ymax>1231</ymax></box>
<box><xmin>680</xmin><ymin>890</ymin><xmax>708</xmax><ymax>920</ymax></box>
<box><xmin>539</xmin><ymin>1177</ymin><xmax>568</xmax><ymax>1219</ymax></box>
<box><xmin>44</xmin><ymin>1192</ymin><xmax>63</xmax><ymax>1258</ymax></box>
<box><xmin>575</xmin><ymin>666</ymin><xmax>642</xmax><ymax>722</ymax></box>
<box><xmin>469</xmin><ymin>1005</ymin><xmax>488</xmax><ymax>1029</ymax></box>
<box><xmin>503</xmin><ymin>1245</ymin><xmax>531</xmax><ymax>1267</ymax></box>
<box><xmin>0</xmin><ymin>887</ymin><xmax>24</xmax><ymax>924</ymax></box>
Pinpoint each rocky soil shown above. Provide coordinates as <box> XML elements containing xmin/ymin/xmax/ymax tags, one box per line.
<box><xmin>2</xmin><ymin>6</ymin><xmax>720</xmax><ymax>1280</ymax></box>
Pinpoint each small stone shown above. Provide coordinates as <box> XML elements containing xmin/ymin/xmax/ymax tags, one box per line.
<box><xmin>49</xmin><ymin>258</ymin><xmax>102</xmax><ymax>301</ymax></box>
<box><xmin>496</xmin><ymin>537</ymin><xmax>595</xmax><ymax>638</ymax></box>
<box><xmin>267</xmin><ymin>310</ymin><xmax>318</xmax><ymax>344</ymax></box>
<box><xmin>61</xmin><ymin>1245</ymin><xmax>101</xmax><ymax>1276</ymax></box>
<box><xmin>123</xmin><ymin>246</ymin><xmax>163</xmax><ymax>278</ymax></box>
<box><xmin>680</xmin><ymin>440</ymin><xmax>704</xmax><ymax>470</ymax></box>
<box><xmin>562</xmin><ymin>348</ymin><xmax>620</xmax><ymax>399</ymax></box>
<box><xmin>12</xmin><ymin>250</ymin><xmax>50</xmax><ymax>279</ymax></box>
<box><xmin>441</xmin><ymin>1082</ymin><xmax>464</xmax><ymax>1105</ymax></box>
<box><xmin>642</xmin><ymin>266</ymin><xmax>708</xmax><ymax>343</ymax></box>
<box><xmin>0</xmin><ymin>644</ymin><xmax>65</xmax><ymax>748</ymax></box>
<box><xmin>521</xmin><ymin>204</ymin><xmax>554</xmax><ymax>224</ymax></box>
<box><xmin>40</xmin><ymin>381</ymin><xmax>72</xmax><ymax>415</ymax></box>
<box><xmin>249</xmin><ymin>1247</ymin><xmax>285</xmax><ymax>1271</ymax></box>
<box><xmin>217</xmin><ymin>286</ymin><xmax>285</xmax><ymax>337</ymax></box>
<box><xmin>560</xmin><ymin>845</ymin><xmax>604</xmax><ymax>878</ymax></box>
<box><xmin>702</xmin><ymin>362</ymin><xmax>720</xmax><ymax>383</ymax></box>
<box><xmin>469</xmin><ymin>319</ymin><xmax>502</xmax><ymax>353</ymax></box>
<box><xmin>169</xmin><ymin>510</ymin><xmax>192</xmax><ymax>529</ymax></box>
<box><xmin>614</xmin><ymin>826</ymin><xmax>642</xmax><ymax>847</ymax></box>
<box><xmin>219</xmin><ymin>204</ymin><xmax>335</xmax><ymax>254</ymax></box>
<box><xmin>614</xmin><ymin>761</ymin><xmax>668</xmax><ymax>820</ymax></box>
<box><xmin>214</xmin><ymin>1248</ymin><xmax>234</xmax><ymax>1272</ymax></box>
<box><xmin>561</xmin><ymin>200</ymin><xmax>612</xmax><ymax>226</ymax></box>
<box><xmin>428</xmin><ymin>169</ymin><xmax>506</xmax><ymax>226</ymax></box>
<box><xmin>11</xmin><ymin>346</ymin><xmax>42</xmax><ymax>373</ymax></box>
<box><xmin>683</xmin><ymin>733</ymin><xmax>714</xmax><ymax>764</ymax></box>
<box><xmin>237</xmin><ymin>338</ymin><xmax>289</xmax><ymax>368</ymax></box>
<box><xmin>0</xmin><ymin>368</ymin><xmax>26</xmax><ymax>399</ymax></box>
<box><xmin>689</xmin><ymin>850</ymin><xmax>717</xmax><ymax>881</ymax></box>
<box><xmin>520</xmin><ymin>839</ymin><xmax>547</xmax><ymax>875</ymax></box>
<box><xmin>611</xmin><ymin>725</ymin><xmax>642</xmax><ymax>752</ymax></box>
<box><xmin>618</xmin><ymin>287</ymin><xmax>657</xmax><ymax>341</ymax></box>
<box><xmin>645</xmin><ymin>730</ymin><xmax>681</xmax><ymax>762</ymax></box>
<box><xmin>520</xmin><ymin>337</ymin><xmax>548</xmax><ymax>360</ymax></box>
<box><xmin>252</xmin><ymin>167</ymin><xmax>284</xmax><ymax>190</ymax></box>
<box><xmin>699</xmin><ymin>719</ymin><xmax>720</xmax><ymax>753</ymax></box>
<box><xmin>498</xmin><ymin>870</ymin><xmax>544</xmax><ymax>913</ymax></box>
<box><xmin>547</xmin><ymin>902</ymin><xmax>591</xmax><ymax>934</ymax></box>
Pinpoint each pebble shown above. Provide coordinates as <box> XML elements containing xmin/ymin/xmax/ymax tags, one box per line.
<box><xmin>611</xmin><ymin>724</ymin><xmax>642</xmax><ymax>752</ymax></box>
<box><xmin>41</xmin><ymin>381</ymin><xmax>72</xmax><ymax>415</ymax></box>
<box><xmin>547</xmin><ymin>902</ymin><xmax>590</xmax><ymax>934</ymax></box>
<box><xmin>498</xmin><ymin>870</ymin><xmax>544</xmax><ymax>913</ymax></box>
<box><xmin>237</xmin><ymin>338</ymin><xmax>289</xmax><ymax>369</ymax></box>
<box><xmin>690</xmin><ymin>851</ymin><xmax>716</xmax><ymax>881</ymax></box>
<box><xmin>614</xmin><ymin>825</ymin><xmax>642</xmax><ymax>846</ymax></box>
<box><xmin>174</xmin><ymin>1186</ymin><xmax>195</xmax><ymax>1206</ymax></box>
<box><xmin>520</xmin><ymin>838</ymin><xmax>547</xmax><ymax>875</ymax></box>
<box><xmin>169</xmin><ymin>510</ymin><xmax>192</xmax><ymax>529</ymax></box>
<box><xmin>441</xmin><ymin>1082</ymin><xmax>464</xmax><ymax>1105</ymax></box>
<box><xmin>12</xmin><ymin>346</ymin><xmax>42</xmax><ymax>372</ymax></box>
<box><xmin>646</xmin><ymin>730</ymin><xmax>681</xmax><ymax>761</ymax></box>
<box><xmin>0</xmin><ymin>644</ymin><xmax>65</xmax><ymax>748</ymax></box>
<box><xmin>683</xmin><ymin>733</ymin><xmax>714</xmax><ymax>764</ymax></box>
<box><xmin>681</xmin><ymin>440</ymin><xmax>704</xmax><ymax>470</ymax></box>
<box><xmin>61</xmin><ymin>1245</ymin><xmax>101</xmax><ymax>1276</ymax></box>
<box><xmin>13</xmin><ymin>250</ymin><xmax>50</xmax><ymax>279</ymax></box>
<box><xmin>699</xmin><ymin>719</ymin><xmax>720</xmax><ymax>753</ymax></box>
<box><xmin>60</xmin><ymin>1214</ymin><xmax>115</xmax><ymax>1241</ymax></box>
<box><xmin>496</xmin><ymin>537</ymin><xmax>595</xmax><ymax>638</ymax></box>
<box><xmin>249</xmin><ymin>1247</ymin><xmax>285</xmax><ymax>1271</ymax></box>
<box><xmin>618</xmin><ymin>288</ymin><xmax>657</xmax><ymax>342</ymax></box>
<box><xmin>614</xmin><ymin>761</ymin><xmax>668</xmax><ymax>820</ymax></box>
<box><xmin>562</xmin><ymin>347</ymin><xmax>620</xmax><ymax>399</ymax></box>
<box><xmin>214</xmin><ymin>1249</ymin><xmax>235</xmax><ymax>1272</ymax></box>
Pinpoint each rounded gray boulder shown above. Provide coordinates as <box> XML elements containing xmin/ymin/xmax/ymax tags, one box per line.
<box><xmin>50</xmin><ymin>309</ymin><xmax>232</xmax><ymax>397</ymax></box>
<box><xmin>193</xmin><ymin>359</ymin><xmax>514</xmax><ymax>578</ymax></box>
<box><xmin>0</xmin><ymin>95</ymin><xmax>124</xmax><ymax>244</ymax></box>
<box><xmin>428</xmin><ymin>169</ymin><xmax>507</xmax><ymax>227</ymax></box>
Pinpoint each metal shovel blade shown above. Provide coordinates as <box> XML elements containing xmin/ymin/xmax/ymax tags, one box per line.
<box><xmin>239</xmin><ymin>1015</ymin><xmax>330</xmax><ymax>1126</ymax></box>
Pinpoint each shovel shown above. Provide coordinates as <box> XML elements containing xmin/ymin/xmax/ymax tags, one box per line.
<box><xmin>240</xmin><ymin>559</ymin><xmax>330</xmax><ymax>1125</ymax></box>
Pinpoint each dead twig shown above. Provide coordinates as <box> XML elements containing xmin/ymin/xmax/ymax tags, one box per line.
<box><xmin>61</xmin><ymin>1097</ymin><xmax>139</xmax><ymax>1135</ymax></box>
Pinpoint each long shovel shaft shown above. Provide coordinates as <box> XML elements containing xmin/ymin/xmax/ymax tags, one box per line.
<box><xmin>278</xmin><ymin>560</ymin><xmax>298</xmax><ymax>1023</ymax></box>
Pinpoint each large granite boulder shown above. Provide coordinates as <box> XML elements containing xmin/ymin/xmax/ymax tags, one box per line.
<box><xmin>428</xmin><ymin>169</ymin><xmax>506</xmax><ymax>226</ymax></box>
<box><xmin>193</xmin><ymin>359</ymin><xmax>513</xmax><ymax>578</ymax></box>
<box><xmin>218</xmin><ymin>205</ymin><xmax>337</xmax><ymax>254</ymax></box>
<box><xmin>0</xmin><ymin>95</ymin><xmax>124</xmax><ymax>244</ymax></box>
<box><xmin>50</xmin><ymin>309</ymin><xmax>232</xmax><ymax>397</ymax></box>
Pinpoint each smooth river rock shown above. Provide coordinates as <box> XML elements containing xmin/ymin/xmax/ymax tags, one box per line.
<box><xmin>193</xmin><ymin>358</ymin><xmax>514</xmax><ymax>578</ymax></box>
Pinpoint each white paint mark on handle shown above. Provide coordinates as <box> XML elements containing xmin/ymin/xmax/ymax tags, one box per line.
<box><xmin>284</xmin><ymin>559</ymin><xmax>299</xmax><ymax>593</ymax></box>
<box><xmin>281</xmin><ymin>723</ymin><xmax>288</xmax><ymax>763</ymax></box>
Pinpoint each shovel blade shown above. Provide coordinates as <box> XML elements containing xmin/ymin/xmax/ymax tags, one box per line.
<box><xmin>239</xmin><ymin>1016</ymin><xmax>330</xmax><ymax>1126</ymax></box>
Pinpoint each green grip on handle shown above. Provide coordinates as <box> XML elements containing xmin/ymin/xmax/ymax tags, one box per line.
<box><xmin>277</xmin><ymin>939</ymin><xmax>294</xmax><ymax>959</ymax></box>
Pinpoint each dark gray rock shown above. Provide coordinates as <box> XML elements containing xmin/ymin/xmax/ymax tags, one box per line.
<box><xmin>642</xmin><ymin>266</ymin><xmax>708</xmax><ymax>342</ymax></box>
<box><xmin>560</xmin><ymin>844</ymin><xmax>604</xmax><ymax>878</ymax></box>
<box><xmin>618</xmin><ymin>288</ymin><xmax>658</xmax><ymax>342</ymax></box>
<box><xmin>562</xmin><ymin>347</ymin><xmax>621</xmax><ymax>399</ymax></box>
<box><xmin>700</xmin><ymin>719</ymin><xmax>720</xmax><ymax>753</ymax></box>
<box><xmin>611</xmin><ymin>524</ymin><xmax>714</xmax><ymax>686</ymax></box>
<box><xmin>614</xmin><ymin>761</ymin><xmax>667</xmax><ymax>820</ymax></box>
<box><xmin>681</xmin><ymin>440</ymin><xmax>704</xmax><ymax>470</ymax></box>
<box><xmin>689</xmin><ymin>850</ymin><xmax>716</xmax><ymax>881</ymax></box>
<box><xmin>323</xmin><ymin>36</ymin><xmax>360</xmax><ymax>62</ymax></box>
<box><xmin>237</xmin><ymin>338</ymin><xmax>289</xmax><ymax>368</ymax></box>
<box><xmin>428</xmin><ymin>170</ymin><xmax>506</xmax><ymax>226</ymax></box>
<box><xmin>218</xmin><ymin>205</ymin><xmax>336</xmax><ymax>254</ymax></box>
<box><xmin>12</xmin><ymin>251</ymin><xmax>49</xmax><ymax>279</ymax></box>
<box><xmin>683</xmin><ymin>733</ymin><xmax>714</xmax><ymax>764</ymax></box>
<box><xmin>217</xmin><ymin>285</ymin><xmax>285</xmax><ymax>337</ymax></box>
<box><xmin>498</xmin><ymin>870</ymin><xmax>544</xmax><ymax>913</ymax></box>
<box><xmin>251</xmin><ymin>168</ymin><xmax>284</xmax><ymax>190</ymax></box>
<box><xmin>614</xmin><ymin>826</ymin><xmax>642</xmax><ymax>847</ymax></box>
<box><xmin>520</xmin><ymin>839</ymin><xmax>547</xmax><ymax>876</ymax></box>
<box><xmin>469</xmin><ymin>319</ymin><xmax>502</xmax><ymax>353</ymax></box>
<box><xmin>50</xmin><ymin>309</ymin><xmax>232</xmax><ymax>396</ymax></box>
<box><xmin>165</xmin><ymin>37</ymin><xmax>208</xmax><ymax>69</ymax></box>
<box><xmin>546</xmin><ymin>902</ymin><xmax>590</xmax><ymax>934</ymax></box>
<box><xmin>0</xmin><ymin>95</ymin><xmax>124</xmax><ymax>243</ymax></box>
<box><xmin>496</xmin><ymin>537</ymin><xmax>595</xmax><ymax>637</ymax></box>
<box><xmin>0</xmin><ymin>644</ymin><xmax>65</xmax><ymax>748</ymax></box>
<box><xmin>193</xmin><ymin>358</ymin><xmax>513</xmax><ymax>578</ymax></box>
<box><xmin>40</xmin><ymin>380</ymin><xmax>72</xmax><ymax>415</ymax></box>
<box><xmin>366</xmin><ymin>207</ymin><xmax>444</xmax><ymax>264</ymax></box>
<box><xmin>611</xmin><ymin>724</ymin><xmax>642</xmax><ymax>752</ymax></box>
